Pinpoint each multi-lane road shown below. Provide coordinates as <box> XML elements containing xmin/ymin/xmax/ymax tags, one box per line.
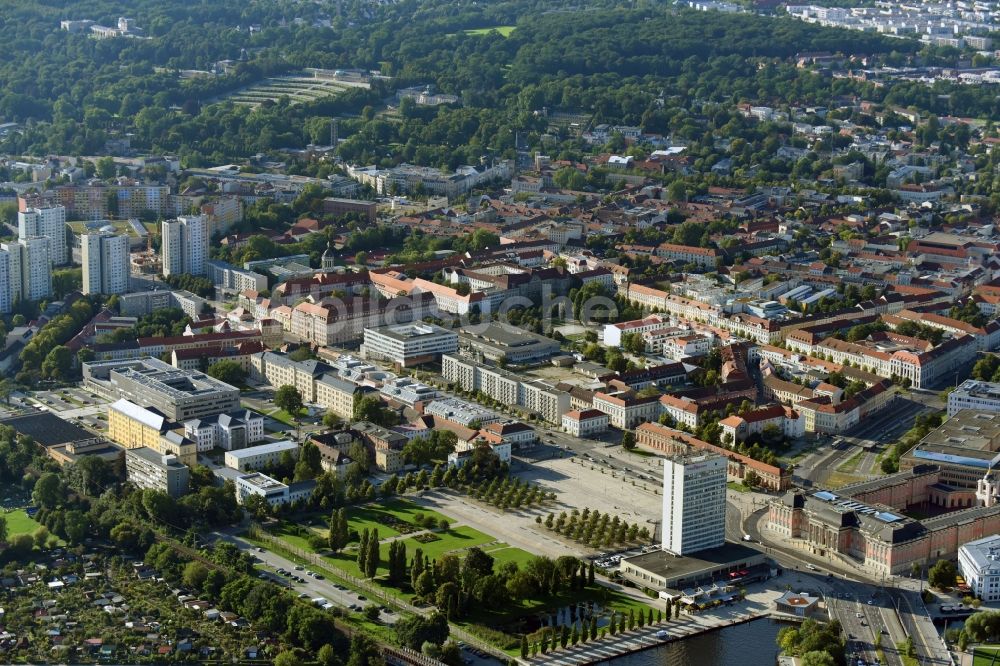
<box><xmin>793</xmin><ymin>395</ymin><xmax>933</xmax><ymax>488</ymax></box>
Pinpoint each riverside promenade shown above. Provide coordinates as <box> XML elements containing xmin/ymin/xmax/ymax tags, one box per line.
<box><xmin>518</xmin><ymin>577</ymin><xmax>800</xmax><ymax>665</ymax></box>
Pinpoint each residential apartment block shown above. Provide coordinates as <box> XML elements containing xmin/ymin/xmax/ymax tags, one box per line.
<box><xmin>125</xmin><ymin>447</ymin><xmax>190</xmax><ymax>498</ymax></box>
<box><xmin>162</xmin><ymin>215</ymin><xmax>208</xmax><ymax>277</ymax></box>
<box><xmin>18</xmin><ymin>205</ymin><xmax>67</xmax><ymax>265</ymax></box>
<box><xmin>81</xmin><ymin>231</ymin><xmax>130</xmax><ymax>295</ymax></box>
<box><xmin>0</xmin><ymin>237</ymin><xmax>52</xmax><ymax>306</ymax></box>
<box><xmin>442</xmin><ymin>354</ymin><xmax>569</xmax><ymax>423</ymax></box>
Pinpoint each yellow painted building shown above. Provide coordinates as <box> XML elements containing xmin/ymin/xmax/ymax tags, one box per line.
<box><xmin>108</xmin><ymin>398</ymin><xmax>197</xmax><ymax>466</ymax></box>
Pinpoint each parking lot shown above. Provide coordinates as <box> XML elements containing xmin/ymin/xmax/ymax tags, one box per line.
<box><xmin>232</xmin><ymin>535</ymin><xmax>504</xmax><ymax>666</ymax></box>
<box><xmin>218</xmin><ymin>534</ymin><xmax>404</xmax><ymax>627</ymax></box>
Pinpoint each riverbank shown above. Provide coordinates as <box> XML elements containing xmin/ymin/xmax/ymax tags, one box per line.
<box><xmin>516</xmin><ymin>568</ymin><xmax>821</xmax><ymax>665</ymax></box>
<box><xmin>520</xmin><ymin>612</ymin><xmax>794</xmax><ymax>665</ymax></box>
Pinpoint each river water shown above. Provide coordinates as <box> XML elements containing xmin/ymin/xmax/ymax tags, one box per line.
<box><xmin>606</xmin><ymin>617</ymin><xmax>785</xmax><ymax>665</ymax></box>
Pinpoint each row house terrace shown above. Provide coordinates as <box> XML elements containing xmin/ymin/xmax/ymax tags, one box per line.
<box><xmin>816</xmin><ymin>331</ymin><xmax>976</xmax><ymax>388</ymax></box>
<box><xmin>591</xmin><ymin>392</ymin><xmax>660</xmax><ymax>429</ymax></box>
<box><xmin>272</xmin><ymin>270</ymin><xmax>371</xmax><ymax>305</ymax></box>
<box><xmin>887</xmin><ymin>309</ymin><xmax>1000</xmax><ymax>353</ymax></box>
<box><xmin>289</xmin><ymin>293</ymin><xmax>436</xmax><ymax>346</ymax></box>
<box><xmin>636</xmin><ymin>422</ymin><xmax>790</xmax><ymax>491</ymax></box>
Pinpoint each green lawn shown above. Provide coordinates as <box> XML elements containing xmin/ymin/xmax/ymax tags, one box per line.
<box><xmin>399</xmin><ymin>525</ymin><xmax>495</xmax><ymax>560</ymax></box>
<box><xmin>464</xmin><ymin>25</ymin><xmax>516</xmax><ymax>37</ymax></box>
<box><xmin>482</xmin><ymin>544</ymin><xmax>537</xmax><ymax>568</ymax></box>
<box><xmin>269</xmin><ymin>513</ymin><xmax>498</xmax><ymax>591</ymax></box>
<box><xmin>289</xmin><ymin>498</ymin><xmax>454</xmax><ymax>542</ymax></box>
<box><xmin>455</xmin><ymin>583</ymin><xmax>655</xmax><ymax>655</ymax></box>
<box><xmin>315</xmin><ymin>526</ymin><xmax>496</xmax><ymax>592</ymax></box>
<box><xmin>261</xmin><ymin>508</ymin><xmax>659</xmax><ymax>656</ymax></box>
<box><xmin>271</xmin><ymin>522</ymin><xmax>316</xmax><ymax>553</ymax></box>
<box><xmin>3</xmin><ymin>509</ymin><xmax>42</xmax><ymax>536</ymax></box>
<box><xmin>361</xmin><ymin>498</ymin><xmax>451</xmax><ymax>531</ymax></box>
<box><xmin>727</xmin><ymin>481</ymin><xmax>753</xmax><ymax>493</ymax></box>
<box><xmin>836</xmin><ymin>450</ymin><xmax>865</xmax><ymax>474</ymax></box>
<box><xmin>974</xmin><ymin>646</ymin><xmax>1000</xmax><ymax>666</ymax></box>
<box><xmin>267</xmin><ymin>408</ymin><xmax>302</xmax><ymax>426</ymax></box>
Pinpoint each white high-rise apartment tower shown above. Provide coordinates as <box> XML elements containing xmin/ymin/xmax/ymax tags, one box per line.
<box><xmin>0</xmin><ymin>249</ymin><xmax>13</xmax><ymax>314</ymax></box>
<box><xmin>0</xmin><ymin>238</ymin><xmax>53</xmax><ymax>309</ymax></box>
<box><xmin>661</xmin><ymin>453</ymin><xmax>727</xmax><ymax>556</ymax></box>
<box><xmin>161</xmin><ymin>215</ymin><xmax>207</xmax><ymax>277</ymax></box>
<box><xmin>82</xmin><ymin>232</ymin><xmax>130</xmax><ymax>295</ymax></box>
<box><xmin>19</xmin><ymin>237</ymin><xmax>52</xmax><ymax>301</ymax></box>
<box><xmin>18</xmin><ymin>205</ymin><xmax>67</xmax><ymax>266</ymax></box>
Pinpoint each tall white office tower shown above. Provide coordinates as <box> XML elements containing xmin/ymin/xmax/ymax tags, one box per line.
<box><xmin>661</xmin><ymin>453</ymin><xmax>727</xmax><ymax>555</ymax></box>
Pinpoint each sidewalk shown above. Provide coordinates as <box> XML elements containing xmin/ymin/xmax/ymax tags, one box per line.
<box><xmin>520</xmin><ymin>579</ymin><xmax>795</xmax><ymax>665</ymax></box>
<box><xmin>520</xmin><ymin>610</ymin><xmax>781</xmax><ymax>665</ymax></box>
<box><xmin>895</xmin><ymin>589</ymin><xmax>955</xmax><ymax>666</ymax></box>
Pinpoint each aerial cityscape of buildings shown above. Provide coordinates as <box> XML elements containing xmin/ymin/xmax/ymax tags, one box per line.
<box><xmin>8</xmin><ymin>1</ymin><xmax>1000</xmax><ymax>664</ymax></box>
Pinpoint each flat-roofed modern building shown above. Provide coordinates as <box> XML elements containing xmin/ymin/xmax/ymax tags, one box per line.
<box><xmin>362</xmin><ymin>322</ymin><xmax>458</xmax><ymax>367</ymax></box>
<box><xmin>84</xmin><ymin>357</ymin><xmax>240</xmax><ymax>421</ymax></box>
<box><xmin>235</xmin><ymin>472</ymin><xmax>315</xmax><ymax>507</ymax></box>
<box><xmin>900</xmin><ymin>411</ymin><xmax>1000</xmax><ymax>491</ymax></box>
<box><xmin>959</xmin><ymin>534</ymin><xmax>1000</xmax><ymax>603</ymax></box>
<box><xmin>662</xmin><ymin>453</ymin><xmax>727</xmax><ymax>556</ymax></box>
<box><xmin>225</xmin><ymin>440</ymin><xmax>299</xmax><ymax>471</ymax></box>
<box><xmin>424</xmin><ymin>396</ymin><xmax>504</xmax><ymax>427</ymax></box>
<box><xmin>948</xmin><ymin>380</ymin><xmax>1000</xmax><ymax>417</ymax></box>
<box><xmin>125</xmin><ymin>447</ymin><xmax>190</xmax><ymax>498</ymax></box>
<box><xmin>457</xmin><ymin>322</ymin><xmax>561</xmax><ymax>365</ymax></box>
<box><xmin>619</xmin><ymin>542</ymin><xmax>768</xmax><ymax>593</ymax></box>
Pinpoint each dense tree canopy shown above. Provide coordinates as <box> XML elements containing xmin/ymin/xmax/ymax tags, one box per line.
<box><xmin>0</xmin><ymin>0</ymin><xmax>982</xmax><ymax>174</ymax></box>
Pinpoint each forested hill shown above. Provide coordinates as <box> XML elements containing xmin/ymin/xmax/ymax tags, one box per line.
<box><xmin>0</xmin><ymin>0</ymin><xmax>986</xmax><ymax>164</ymax></box>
